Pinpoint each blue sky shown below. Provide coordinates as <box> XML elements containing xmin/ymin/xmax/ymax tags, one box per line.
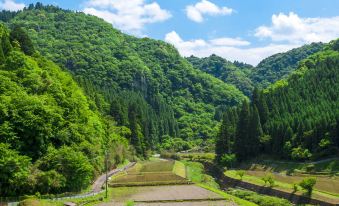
<box><xmin>1</xmin><ymin>0</ymin><xmax>339</xmax><ymax>65</ymax></box>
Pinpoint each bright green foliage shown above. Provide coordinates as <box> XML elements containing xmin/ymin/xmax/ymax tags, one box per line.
<box><xmin>0</xmin><ymin>143</ymin><xmax>31</xmax><ymax>196</ymax></box>
<box><xmin>5</xmin><ymin>4</ymin><xmax>246</xmax><ymax>144</ymax></box>
<box><xmin>187</xmin><ymin>54</ymin><xmax>254</xmax><ymax>96</ymax></box>
<box><xmin>37</xmin><ymin>146</ymin><xmax>94</xmax><ymax>192</ymax></box>
<box><xmin>262</xmin><ymin>174</ymin><xmax>275</xmax><ymax>187</ymax></box>
<box><xmin>0</xmin><ymin>23</ymin><xmax>128</xmax><ymax>195</ymax></box>
<box><xmin>236</xmin><ymin>170</ymin><xmax>245</xmax><ymax>180</ymax></box>
<box><xmin>299</xmin><ymin>177</ymin><xmax>317</xmax><ymax>196</ymax></box>
<box><xmin>159</xmin><ymin>136</ymin><xmax>191</xmax><ymax>152</ymax></box>
<box><xmin>220</xmin><ymin>153</ymin><xmax>236</xmax><ymax>168</ymax></box>
<box><xmin>251</xmin><ymin>42</ymin><xmax>324</xmax><ymax>88</ymax></box>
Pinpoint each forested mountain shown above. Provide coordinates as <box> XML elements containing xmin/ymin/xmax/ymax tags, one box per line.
<box><xmin>187</xmin><ymin>43</ymin><xmax>324</xmax><ymax>95</ymax></box>
<box><xmin>1</xmin><ymin>4</ymin><xmax>246</xmax><ymax>149</ymax></box>
<box><xmin>0</xmin><ymin>23</ymin><xmax>129</xmax><ymax>196</ymax></box>
<box><xmin>216</xmin><ymin>39</ymin><xmax>339</xmax><ymax>163</ymax></box>
<box><xmin>187</xmin><ymin>55</ymin><xmax>254</xmax><ymax>96</ymax></box>
<box><xmin>250</xmin><ymin>42</ymin><xmax>324</xmax><ymax>88</ymax></box>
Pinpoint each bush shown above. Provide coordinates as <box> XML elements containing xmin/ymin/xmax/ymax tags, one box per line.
<box><xmin>262</xmin><ymin>174</ymin><xmax>275</xmax><ymax>187</ymax></box>
<box><xmin>299</xmin><ymin>177</ymin><xmax>317</xmax><ymax>196</ymax></box>
<box><xmin>292</xmin><ymin>183</ymin><xmax>299</xmax><ymax>193</ymax></box>
<box><xmin>236</xmin><ymin>170</ymin><xmax>245</xmax><ymax>180</ymax></box>
<box><xmin>220</xmin><ymin>153</ymin><xmax>237</xmax><ymax>168</ymax></box>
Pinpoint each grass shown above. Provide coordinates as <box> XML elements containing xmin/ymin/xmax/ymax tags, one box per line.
<box><xmin>197</xmin><ymin>184</ymin><xmax>259</xmax><ymax>206</ymax></box>
<box><xmin>181</xmin><ymin>160</ymin><xmax>220</xmax><ymax>189</ymax></box>
<box><xmin>224</xmin><ymin>169</ymin><xmax>339</xmax><ymax>201</ymax></box>
<box><xmin>110</xmin><ymin>159</ymin><xmax>189</xmax><ymax>186</ymax></box>
<box><xmin>227</xmin><ymin>188</ymin><xmax>293</xmax><ymax>206</ymax></box>
<box><xmin>246</xmin><ymin>158</ymin><xmax>339</xmax><ymax>175</ymax></box>
<box><xmin>173</xmin><ymin>160</ymin><xmax>186</xmax><ymax>178</ymax></box>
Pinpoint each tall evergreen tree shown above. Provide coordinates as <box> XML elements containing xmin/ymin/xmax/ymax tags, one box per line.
<box><xmin>248</xmin><ymin>106</ymin><xmax>263</xmax><ymax>156</ymax></box>
<box><xmin>234</xmin><ymin>100</ymin><xmax>251</xmax><ymax>161</ymax></box>
<box><xmin>215</xmin><ymin>113</ymin><xmax>231</xmax><ymax>162</ymax></box>
<box><xmin>128</xmin><ymin>103</ymin><xmax>143</xmax><ymax>157</ymax></box>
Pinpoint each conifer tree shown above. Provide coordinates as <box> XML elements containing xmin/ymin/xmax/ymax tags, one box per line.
<box><xmin>234</xmin><ymin>100</ymin><xmax>251</xmax><ymax>161</ymax></box>
<box><xmin>215</xmin><ymin>113</ymin><xmax>231</xmax><ymax>162</ymax></box>
<box><xmin>248</xmin><ymin>106</ymin><xmax>263</xmax><ymax>156</ymax></box>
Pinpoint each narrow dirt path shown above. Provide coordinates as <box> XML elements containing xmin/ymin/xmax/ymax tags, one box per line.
<box><xmin>92</xmin><ymin>162</ymin><xmax>136</xmax><ymax>192</ymax></box>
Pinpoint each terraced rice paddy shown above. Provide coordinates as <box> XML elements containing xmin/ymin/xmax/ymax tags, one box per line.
<box><xmin>104</xmin><ymin>160</ymin><xmax>233</xmax><ymax>206</ymax></box>
<box><xmin>110</xmin><ymin>160</ymin><xmax>189</xmax><ymax>186</ymax></box>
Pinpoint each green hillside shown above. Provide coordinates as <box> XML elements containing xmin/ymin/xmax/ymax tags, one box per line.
<box><xmin>216</xmin><ymin>39</ymin><xmax>339</xmax><ymax>162</ymax></box>
<box><xmin>3</xmin><ymin>4</ymin><xmax>246</xmax><ymax>148</ymax></box>
<box><xmin>187</xmin><ymin>54</ymin><xmax>254</xmax><ymax>96</ymax></box>
<box><xmin>0</xmin><ymin>23</ymin><xmax>129</xmax><ymax>196</ymax></box>
<box><xmin>251</xmin><ymin>42</ymin><xmax>324</xmax><ymax>88</ymax></box>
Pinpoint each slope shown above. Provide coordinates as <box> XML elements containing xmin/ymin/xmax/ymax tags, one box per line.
<box><xmin>187</xmin><ymin>54</ymin><xmax>254</xmax><ymax>96</ymax></box>
<box><xmin>0</xmin><ymin>23</ymin><xmax>128</xmax><ymax>196</ymax></box>
<box><xmin>251</xmin><ymin>42</ymin><xmax>324</xmax><ymax>88</ymax></box>
<box><xmin>215</xmin><ymin>39</ymin><xmax>339</xmax><ymax>162</ymax></box>
<box><xmin>4</xmin><ymin>4</ymin><xmax>246</xmax><ymax>143</ymax></box>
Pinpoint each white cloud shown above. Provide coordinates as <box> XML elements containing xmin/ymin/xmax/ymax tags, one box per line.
<box><xmin>165</xmin><ymin>31</ymin><xmax>299</xmax><ymax>65</ymax></box>
<box><xmin>0</xmin><ymin>0</ymin><xmax>25</xmax><ymax>11</ymax></box>
<box><xmin>83</xmin><ymin>0</ymin><xmax>171</xmax><ymax>34</ymax></box>
<box><xmin>255</xmin><ymin>12</ymin><xmax>339</xmax><ymax>44</ymax></box>
<box><xmin>186</xmin><ymin>0</ymin><xmax>233</xmax><ymax>23</ymax></box>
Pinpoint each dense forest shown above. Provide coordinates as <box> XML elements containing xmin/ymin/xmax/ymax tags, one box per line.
<box><xmin>216</xmin><ymin>39</ymin><xmax>339</xmax><ymax>164</ymax></box>
<box><xmin>187</xmin><ymin>55</ymin><xmax>254</xmax><ymax>96</ymax></box>
<box><xmin>0</xmin><ymin>23</ymin><xmax>130</xmax><ymax>196</ymax></box>
<box><xmin>0</xmin><ymin>4</ymin><xmax>247</xmax><ymax>154</ymax></box>
<box><xmin>0</xmin><ymin>2</ymin><xmax>338</xmax><ymax>197</ymax></box>
<box><xmin>188</xmin><ymin>43</ymin><xmax>324</xmax><ymax>95</ymax></box>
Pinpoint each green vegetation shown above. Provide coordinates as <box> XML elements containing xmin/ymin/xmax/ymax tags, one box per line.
<box><xmin>198</xmin><ymin>184</ymin><xmax>259</xmax><ymax>206</ymax></box>
<box><xmin>299</xmin><ymin>177</ymin><xmax>317</xmax><ymax>196</ymax></box>
<box><xmin>2</xmin><ymin>3</ymin><xmax>247</xmax><ymax>159</ymax></box>
<box><xmin>0</xmin><ymin>23</ymin><xmax>130</xmax><ymax>196</ymax></box>
<box><xmin>250</xmin><ymin>42</ymin><xmax>324</xmax><ymax>88</ymax></box>
<box><xmin>187</xmin><ymin>54</ymin><xmax>254</xmax><ymax>96</ymax></box>
<box><xmin>216</xmin><ymin>39</ymin><xmax>339</xmax><ymax>163</ymax></box>
<box><xmin>110</xmin><ymin>160</ymin><xmax>188</xmax><ymax>186</ymax></box>
<box><xmin>228</xmin><ymin>189</ymin><xmax>293</xmax><ymax>206</ymax></box>
<box><xmin>224</xmin><ymin>169</ymin><xmax>339</xmax><ymax>200</ymax></box>
<box><xmin>181</xmin><ymin>161</ymin><xmax>220</xmax><ymax>189</ymax></box>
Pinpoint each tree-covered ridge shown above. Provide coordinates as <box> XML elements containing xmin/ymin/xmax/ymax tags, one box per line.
<box><xmin>250</xmin><ymin>42</ymin><xmax>324</xmax><ymax>88</ymax></box>
<box><xmin>187</xmin><ymin>54</ymin><xmax>254</xmax><ymax>96</ymax></box>
<box><xmin>5</xmin><ymin>4</ymin><xmax>246</xmax><ymax>142</ymax></box>
<box><xmin>0</xmin><ymin>23</ymin><xmax>129</xmax><ymax>196</ymax></box>
<box><xmin>216</xmin><ymin>39</ymin><xmax>339</xmax><ymax>163</ymax></box>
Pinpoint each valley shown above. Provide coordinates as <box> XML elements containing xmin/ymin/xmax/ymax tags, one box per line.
<box><xmin>0</xmin><ymin>2</ymin><xmax>338</xmax><ymax>206</ymax></box>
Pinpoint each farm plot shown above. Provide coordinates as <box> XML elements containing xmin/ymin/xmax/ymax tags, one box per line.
<box><xmin>109</xmin><ymin>160</ymin><xmax>189</xmax><ymax>186</ymax></box>
<box><xmin>103</xmin><ymin>185</ymin><xmax>230</xmax><ymax>206</ymax></box>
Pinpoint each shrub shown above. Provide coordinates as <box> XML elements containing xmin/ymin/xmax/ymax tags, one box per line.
<box><xmin>220</xmin><ymin>153</ymin><xmax>237</xmax><ymax>168</ymax></box>
<box><xmin>292</xmin><ymin>183</ymin><xmax>299</xmax><ymax>193</ymax></box>
<box><xmin>299</xmin><ymin>177</ymin><xmax>317</xmax><ymax>196</ymax></box>
<box><xmin>262</xmin><ymin>174</ymin><xmax>275</xmax><ymax>187</ymax></box>
<box><xmin>236</xmin><ymin>170</ymin><xmax>245</xmax><ymax>180</ymax></box>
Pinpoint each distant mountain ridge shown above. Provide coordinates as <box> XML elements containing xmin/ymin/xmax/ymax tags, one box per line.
<box><xmin>187</xmin><ymin>42</ymin><xmax>324</xmax><ymax>93</ymax></box>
